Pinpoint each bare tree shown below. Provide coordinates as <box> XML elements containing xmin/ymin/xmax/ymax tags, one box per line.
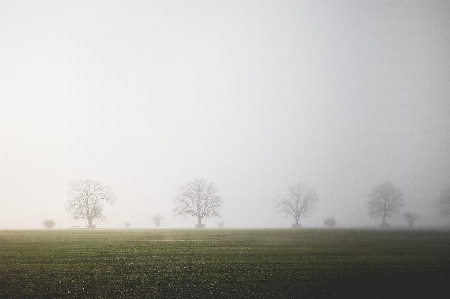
<box><xmin>324</xmin><ymin>218</ymin><xmax>336</xmax><ymax>228</ymax></box>
<box><xmin>275</xmin><ymin>183</ymin><xmax>318</xmax><ymax>228</ymax></box>
<box><xmin>152</xmin><ymin>213</ymin><xmax>164</xmax><ymax>227</ymax></box>
<box><xmin>173</xmin><ymin>178</ymin><xmax>223</xmax><ymax>228</ymax></box>
<box><xmin>218</xmin><ymin>221</ymin><xmax>225</xmax><ymax>228</ymax></box>
<box><xmin>403</xmin><ymin>212</ymin><xmax>419</xmax><ymax>227</ymax></box>
<box><xmin>125</xmin><ymin>222</ymin><xmax>131</xmax><ymax>229</ymax></box>
<box><xmin>368</xmin><ymin>181</ymin><xmax>404</xmax><ymax>228</ymax></box>
<box><xmin>438</xmin><ymin>186</ymin><xmax>450</xmax><ymax>217</ymax></box>
<box><xmin>65</xmin><ymin>179</ymin><xmax>116</xmax><ymax>229</ymax></box>
<box><xmin>43</xmin><ymin>219</ymin><xmax>55</xmax><ymax>229</ymax></box>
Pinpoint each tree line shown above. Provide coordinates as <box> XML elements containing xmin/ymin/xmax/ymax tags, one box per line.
<box><xmin>42</xmin><ymin>179</ymin><xmax>450</xmax><ymax>229</ymax></box>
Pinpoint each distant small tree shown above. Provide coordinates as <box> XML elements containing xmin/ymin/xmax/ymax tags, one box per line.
<box><xmin>152</xmin><ymin>213</ymin><xmax>164</xmax><ymax>227</ymax></box>
<box><xmin>367</xmin><ymin>181</ymin><xmax>404</xmax><ymax>228</ymax></box>
<box><xmin>43</xmin><ymin>219</ymin><xmax>55</xmax><ymax>229</ymax></box>
<box><xmin>438</xmin><ymin>186</ymin><xmax>450</xmax><ymax>218</ymax></box>
<box><xmin>125</xmin><ymin>222</ymin><xmax>131</xmax><ymax>229</ymax></box>
<box><xmin>324</xmin><ymin>218</ymin><xmax>336</xmax><ymax>228</ymax></box>
<box><xmin>275</xmin><ymin>183</ymin><xmax>319</xmax><ymax>228</ymax></box>
<box><xmin>173</xmin><ymin>178</ymin><xmax>223</xmax><ymax>228</ymax></box>
<box><xmin>403</xmin><ymin>212</ymin><xmax>419</xmax><ymax>227</ymax></box>
<box><xmin>218</xmin><ymin>221</ymin><xmax>225</xmax><ymax>228</ymax></box>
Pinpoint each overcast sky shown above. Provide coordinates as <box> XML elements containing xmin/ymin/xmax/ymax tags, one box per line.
<box><xmin>1</xmin><ymin>0</ymin><xmax>449</xmax><ymax>229</ymax></box>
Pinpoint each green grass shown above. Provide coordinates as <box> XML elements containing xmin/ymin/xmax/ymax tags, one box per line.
<box><xmin>1</xmin><ymin>229</ymin><xmax>450</xmax><ymax>298</ymax></box>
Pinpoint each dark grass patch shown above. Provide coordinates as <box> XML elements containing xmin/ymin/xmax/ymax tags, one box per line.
<box><xmin>1</xmin><ymin>229</ymin><xmax>450</xmax><ymax>298</ymax></box>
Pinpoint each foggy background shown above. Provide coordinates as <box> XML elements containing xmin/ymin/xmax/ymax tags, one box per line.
<box><xmin>1</xmin><ymin>0</ymin><xmax>449</xmax><ymax>229</ymax></box>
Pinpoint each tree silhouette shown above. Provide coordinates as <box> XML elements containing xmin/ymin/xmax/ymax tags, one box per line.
<box><xmin>65</xmin><ymin>180</ymin><xmax>116</xmax><ymax>228</ymax></box>
<box><xmin>275</xmin><ymin>183</ymin><xmax>318</xmax><ymax>228</ymax></box>
<box><xmin>403</xmin><ymin>212</ymin><xmax>419</xmax><ymax>227</ymax></box>
<box><xmin>152</xmin><ymin>214</ymin><xmax>164</xmax><ymax>227</ymax></box>
<box><xmin>173</xmin><ymin>178</ymin><xmax>223</xmax><ymax>228</ymax></box>
<box><xmin>368</xmin><ymin>181</ymin><xmax>403</xmax><ymax>228</ymax></box>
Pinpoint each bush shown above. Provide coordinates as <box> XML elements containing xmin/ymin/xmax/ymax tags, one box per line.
<box><xmin>195</xmin><ymin>224</ymin><xmax>205</xmax><ymax>229</ymax></box>
<box><xmin>43</xmin><ymin>219</ymin><xmax>55</xmax><ymax>229</ymax></box>
<box><xmin>324</xmin><ymin>218</ymin><xmax>337</xmax><ymax>228</ymax></box>
<box><xmin>292</xmin><ymin>223</ymin><xmax>301</xmax><ymax>228</ymax></box>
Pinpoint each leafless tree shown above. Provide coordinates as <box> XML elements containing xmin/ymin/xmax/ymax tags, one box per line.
<box><xmin>173</xmin><ymin>178</ymin><xmax>223</xmax><ymax>228</ymax></box>
<box><xmin>125</xmin><ymin>222</ymin><xmax>131</xmax><ymax>229</ymax></box>
<box><xmin>218</xmin><ymin>221</ymin><xmax>225</xmax><ymax>228</ymax></box>
<box><xmin>324</xmin><ymin>218</ymin><xmax>336</xmax><ymax>228</ymax></box>
<box><xmin>275</xmin><ymin>183</ymin><xmax>318</xmax><ymax>228</ymax></box>
<box><xmin>438</xmin><ymin>186</ymin><xmax>450</xmax><ymax>218</ymax></box>
<box><xmin>43</xmin><ymin>219</ymin><xmax>55</xmax><ymax>229</ymax></box>
<box><xmin>65</xmin><ymin>179</ymin><xmax>116</xmax><ymax>229</ymax></box>
<box><xmin>403</xmin><ymin>212</ymin><xmax>419</xmax><ymax>227</ymax></box>
<box><xmin>368</xmin><ymin>181</ymin><xmax>404</xmax><ymax>228</ymax></box>
<box><xmin>152</xmin><ymin>213</ymin><xmax>164</xmax><ymax>227</ymax></box>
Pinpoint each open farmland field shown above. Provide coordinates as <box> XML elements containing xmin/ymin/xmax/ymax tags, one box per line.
<box><xmin>1</xmin><ymin>229</ymin><xmax>450</xmax><ymax>298</ymax></box>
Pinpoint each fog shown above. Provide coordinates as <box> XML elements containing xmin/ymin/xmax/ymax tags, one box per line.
<box><xmin>1</xmin><ymin>0</ymin><xmax>449</xmax><ymax>229</ymax></box>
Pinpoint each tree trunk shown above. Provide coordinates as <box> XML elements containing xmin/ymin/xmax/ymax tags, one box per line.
<box><xmin>88</xmin><ymin>217</ymin><xmax>94</xmax><ymax>229</ymax></box>
<box><xmin>292</xmin><ymin>216</ymin><xmax>301</xmax><ymax>228</ymax></box>
<box><xmin>195</xmin><ymin>216</ymin><xmax>205</xmax><ymax>228</ymax></box>
<box><xmin>380</xmin><ymin>214</ymin><xmax>389</xmax><ymax>229</ymax></box>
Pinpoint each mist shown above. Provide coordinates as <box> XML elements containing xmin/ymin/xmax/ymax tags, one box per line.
<box><xmin>1</xmin><ymin>0</ymin><xmax>449</xmax><ymax>229</ymax></box>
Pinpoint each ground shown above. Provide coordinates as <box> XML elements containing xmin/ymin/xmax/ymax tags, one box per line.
<box><xmin>1</xmin><ymin>229</ymin><xmax>449</xmax><ymax>298</ymax></box>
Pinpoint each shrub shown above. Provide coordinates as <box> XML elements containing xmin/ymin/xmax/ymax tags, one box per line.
<box><xmin>324</xmin><ymin>218</ymin><xmax>337</xmax><ymax>228</ymax></box>
<box><xmin>43</xmin><ymin>219</ymin><xmax>55</xmax><ymax>229</ymax></box>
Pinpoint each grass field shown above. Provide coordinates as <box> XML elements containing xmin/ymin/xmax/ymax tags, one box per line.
<box><xmin>1</xmin><ymin>229</ymin><xmax>450</xmax><ymax>298</ymax></box>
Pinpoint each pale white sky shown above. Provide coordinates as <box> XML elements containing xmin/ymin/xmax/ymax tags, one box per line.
<box><xmin>1</xmin><ymin>0</ymin><xmax>449</xmax><ymax>229</ymax></box>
